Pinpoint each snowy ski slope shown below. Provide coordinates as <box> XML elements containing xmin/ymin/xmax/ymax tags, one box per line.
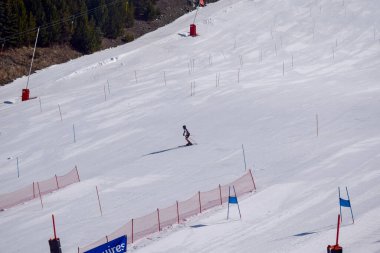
<box><xmin>1</xmin><ymin>0</ymin><xmax>380</xmax><ymax>252</ymax></box>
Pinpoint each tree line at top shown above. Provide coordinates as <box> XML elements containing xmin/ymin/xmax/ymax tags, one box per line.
<box><xmin>0</xmin><ymin>0</ymin><xmax>162</xmax><ymax>54</ymax></box>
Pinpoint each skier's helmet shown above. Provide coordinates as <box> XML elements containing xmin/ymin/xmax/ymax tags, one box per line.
<box><xmin>183</xmin><ymin>125</ymin><xmax>186</xmax><ymax>129</ymax></box>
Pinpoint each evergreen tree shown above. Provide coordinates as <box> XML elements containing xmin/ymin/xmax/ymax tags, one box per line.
<box><xmin>87</xmin><ymin>0</ymin><xmax>108</xmax><ymax>33</ymax></box>
<box><xmin>38</xmin><ymin>0</ymin><xmax>60</xmax><ymax>46</ymax></box>
<box><xmin>103</xmin><ymin>0</ymin><xmax>126</xmax><ymax>39</ymax></box>
<box><xmin>126</xmin><ymin>1</ymin><xmax>134</xmax><ymax>28</ymax></box>
<box><xmin>130</xmin><ymin>0</ymin><xmax>158</xmax><ymax>21</ymax></box>
<box><xmin>55</xmin><ymin>0</ymin><xmax>73</xmax><ymax>44</ymax></box>
<box><xmin>71</xmin><ymin>1</ymin><xmax>100</xmax><ymax>54</ymax></box>
<box><xmin>26</xmin><ymin>12</ymin><xmax>37</xmax><ymax>46</ymax></box>
<box><xmin>1</xmin><ymin>0</ymin><xmax>20</xmax><ymax>47</ymax></box>
<box><xmin>15</xmin><ymin>0</ymin><xmax>28</xmax><ymax>46</ymax></box>
<box><xmin>0</xmin><ymin>1</ymin><xmax>6</xmax><ymax>41</ymax></box>
<box><xmin>0</xmin><ymin>0</ymin><xmax>138</xmax><ymax>50</ymax></box>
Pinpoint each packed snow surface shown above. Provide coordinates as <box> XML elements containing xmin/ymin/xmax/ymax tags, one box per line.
<box><xmin>1</xmin><ymin>0</ymin><xmax>380</xmax><ymax>252</ymax></box>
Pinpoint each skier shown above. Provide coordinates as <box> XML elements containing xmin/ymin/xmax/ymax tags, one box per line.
<box><xmin>182</xmin><ymin>125</ymin><xmax>193</xmax><ymax>146</ymax></box>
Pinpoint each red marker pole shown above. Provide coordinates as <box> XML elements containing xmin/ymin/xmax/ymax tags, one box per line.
<box><xmin>52</xmin><ymin>214</ymin><xmax>57</xmax><ymax>239</ymax></box>
<box><xmin>336</xmin><ymin>214</ymin><xmax>341</xmax><ymax>246</ymax></box>
<box><xmin>49</xmin><ymin>214</ymin><xmax>62</xmax><ymax>253</ymax></box>
<box><xmin>327</xmin><ymin>214</ymin><xmax>343</xmax><ymax>253</ymax></box>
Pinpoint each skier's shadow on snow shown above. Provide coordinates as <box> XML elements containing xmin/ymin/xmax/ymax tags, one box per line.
<box><xmin>143</xmin><ymin>145</ymin><xmax>188</xmax><ymax>156</ymax></box>
<box><xmin>293</xmin><ymin>232</ymin><xmax>317</xmax><ymax>237</ymax></box>
<box><xmin>190</xmin><ymin>220</ymin><xmax>240</xmax><ymax>229</ymax></box>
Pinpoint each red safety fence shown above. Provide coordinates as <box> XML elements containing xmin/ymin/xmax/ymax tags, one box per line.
<box><xmin>0</xmin><ymin>166</ymin><xmax>80</xmax><ymax>211</ymax></box>
<box><xmin>78</xmin><ymin>170</ymin><xmax>256</xmax><ymax>252</ymax></box>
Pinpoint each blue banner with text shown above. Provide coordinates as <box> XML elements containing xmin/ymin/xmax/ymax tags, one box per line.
<box><xmin>84</xmin><ymin>236</ymin><xmax>127</xmax><ymax>253</ymax></box>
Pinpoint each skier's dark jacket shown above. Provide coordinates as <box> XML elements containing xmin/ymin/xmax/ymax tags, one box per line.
<box><xmin>183</xmin><ymin>128</ymin><xmax>190</xmax><ymax>138</ymax></box>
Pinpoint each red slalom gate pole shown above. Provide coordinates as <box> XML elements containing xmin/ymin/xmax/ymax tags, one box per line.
<box><xmin>336</xmin><ymin>214</ymin><xmax>341</xmax><ymax>246</ymax></box>
<box><xmin>327</xmin><ymin>214</ymin><xmax>343</xmax><ymax>253</ymax></box>
<box><xmin>52</xmin><ymin>214</ymin><xmax>57</xmax><ymax>239</ymax></box>
<box><xmin>49</xmin><ymin>214</ymin><xmax>62</xmax><ymax>253</ymax></box>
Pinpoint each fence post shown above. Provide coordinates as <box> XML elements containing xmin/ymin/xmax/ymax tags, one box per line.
<box><xmin>219</xmin><ymin>184</ymin><xmax>222</xmax><ymax>205</ymax></box>
<box><xmin>249</xmin><ymin>169</ymin><xmax>257</xmax><ymax>191</ymax></box>
<box><xmin>131</xmin><ymin>219</ymin><xmax>134</xmax><ymax>243</ymax></box>
<box><xmin>17</xmin><ymin>157</ymin><xmax>19</xmax><ymax>177</ymax></box>
<box><xmin>198</xmin><ymin>191</ymin><xmax>202</xmax><ymax>213</ymax></box>
<box><xmin>176</xmin><ymin>201</ymin><xmax>180</xmax><ymax>224</ymax></box>
<box><xmin>33</xmin><ymin>182</ymin><xmax>36</xmax><ymax>198</ymax></box>
<box><xmin>106</xmin><ymin>236</ymin><xmax>108</xmax><ymax>242</ymax></box>
<box><xmin>75</xmin><ymin>166</ymin><xmax>80</xmax><ymax>182</ymax></box>
<box><xmin>157</xmin><ymin>208</ymin><xmax>161</xmax><ymax>232</ymax></box>
<box><xmin>55</xmin><ymin>175</ymin><xmax>59</xmax><ymax>189</ymax></box>
<box><xmin>37</xmin><ymin>182</ymin><xmax>43</xmax><ymax>208</ymax></box>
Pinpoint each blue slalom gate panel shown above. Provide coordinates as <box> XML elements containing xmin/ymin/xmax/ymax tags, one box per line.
<box><xmin>229</xmin><ymin>196</ymin><xmax>238</xmax><ymax>204</ymax></box>
<box><xmin>339</xmin><ymin>198</ymin><xmax>351</xmax><ymax>207</ymax></box>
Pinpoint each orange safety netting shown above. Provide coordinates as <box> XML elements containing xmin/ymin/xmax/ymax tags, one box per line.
<box><xmin>78</xmin><ymin>170</ymin><xmax>256</xmax><ymax>252</ymax></box>
<box><xmin>0</xmin><ymin>167</ymin><xmax>80</xmax><ymax>211</ymax></box>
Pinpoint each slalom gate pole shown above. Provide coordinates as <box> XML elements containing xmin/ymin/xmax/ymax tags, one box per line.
<box><xmin>346</xmin><ymin>187</ymin><xmax>355</xmax><ymax>224</ymax></box>
<box><xmin>338</xmin><ymin>187</ymin><xmax>342</xmax><ymax>222</ymax></box>
<box><xmin>96</xmin><ymin>186</ymin><xmax>103</xmax><ymax>216</ymax></box>
<box><xmin>316</xmin><ymin>114</ymin><xmax>319</xmax><ymax>136</ymax></box>
<box><xmin>49</xmin><ymin>214</ymin><xmax>62</xmax><ymax>253</ymax></box>
<box><xmin>73</xmin><ymin>124</ymin><xmax>76</xmax><ymax>143</ymax></box>
<box><xmin>227</xmin><ymin>186</ymin><xmax>231</xmax><ymax>219</ymax></box>
<box><xmin>52</xmin><ymin>214</ymin><xmax>57</xmax><ymax>239</ymax></box>
<box><xmin>58</xmin><ymin>104</ymin><xmax>63</xmax><ymax>121</ymax></box>
<box><xmin>233</xmin><ymin>185</ymin><xmax>242</xmax><ymax>219</ymax></box>
<box><xmin>336</xmin><ymin>214</ymin><xmax>341</xmax><ymax>246</ymax></box>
